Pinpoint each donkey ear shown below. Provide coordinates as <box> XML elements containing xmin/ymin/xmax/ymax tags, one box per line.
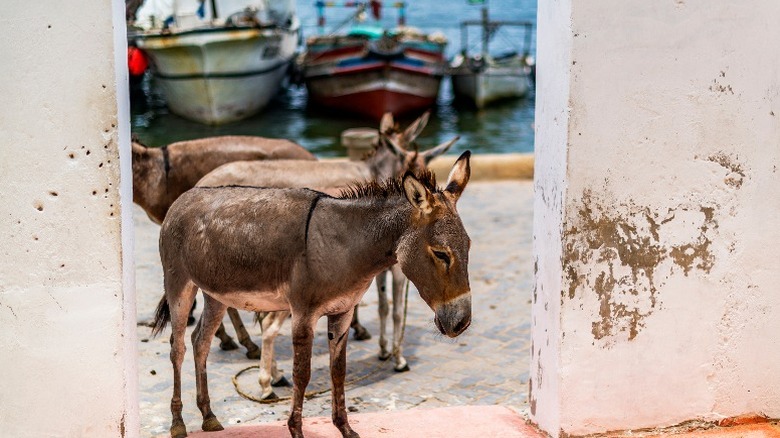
<box><xmin>421</xmin><ymin>135</ymin><xmax>459</xmax><ymax>164</ymax></box>
<box><xmin>380</xmin><ymin>112</ymin><xmax>395</xmax><ymax>134</ymax></box>
<box><xmin>403</xmin><ymin>110</ymin><xmax>430</xmax><ymax>143</ymax></box>
<box><xmin>403</xmin><ymin>172</ymin><xmax>434</xmax><ymax>215</ymax></box>
<box><xmin>383</xmin><ymin>134</ymin><xmax>408</xmax><ymax>157</ymax></box>
<box><xmin>445</xmin><ymin>151</ymin><xmax>471</xmax><ymax>201</ymax></box>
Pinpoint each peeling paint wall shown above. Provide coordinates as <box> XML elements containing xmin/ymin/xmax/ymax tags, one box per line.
<box><xmin>533</xmin><ymin>1</ymin><xmax>780</xmax><ymax>436</ymax></box>
<box><xmin>0</xmin><ymin>1</ymin><xmax>139</xmax><ymax>436</ymax></box>
<box><xmin>530</xmin><ymin>0</ymin><xmax>572</xmax><ymax>434</ymax></box>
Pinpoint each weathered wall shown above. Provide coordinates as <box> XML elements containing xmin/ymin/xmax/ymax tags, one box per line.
<box><xmin>532</xmin><ymin>1</ymin><xmax>780</xmax><ymax>436</ymax></box>
<box><xmin>0</xmin><ymin>1</ymin><xmax>139</xmax><ymax>436</ymax></box>
<box><xmin>529</xmin><ymin>0</ymin><xmax>572</xmax><ymax>434</ymax></box>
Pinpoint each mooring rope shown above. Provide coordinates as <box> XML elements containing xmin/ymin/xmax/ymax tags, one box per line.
<box><xmin>233</xmin><ymin>279</ymin><xmax>413</xmax><ymax>404</ymax></box>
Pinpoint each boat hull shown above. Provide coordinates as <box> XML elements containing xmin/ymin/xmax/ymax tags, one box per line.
<box><xmin>306</xmin><ymin>68</ymin><xmax>442</xmax><ymax>120</ymax></box>
<box><xmin>451</xmin><ymin>60</ymin><xmax>532</xmax><ymax>108</ymax></box>
<box><xmin>136</xmin><ymin>26</ymin><xmax>298</xmax><ymax>124</ymax></box>
<box><xmin>302</xmin><ymin>33</ymin><xmax>447</xmax><ymax>120</ymax></box>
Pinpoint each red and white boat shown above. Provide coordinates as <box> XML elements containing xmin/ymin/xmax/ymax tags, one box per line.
<box><xmin>299</xmin><ymin>2</ymin><xmax>447</xmax><ymax>120</ymax></box>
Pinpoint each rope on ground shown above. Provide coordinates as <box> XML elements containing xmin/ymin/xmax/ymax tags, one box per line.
<box><xmin>232</xmin><ymin>359</ymin><xmax>387</xmax><ymax>404</ymax></box>
<box><xmin>234</xmin><ymin>279</ymin><xmax>412</xmax><ymax>404</ymax></box>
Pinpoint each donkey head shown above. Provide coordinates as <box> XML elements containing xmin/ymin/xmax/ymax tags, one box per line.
<box><xmin>398</xmin><ymin>151</ymin><xmax>472</xmax><ymax>338</ymax></box>
<box><xmin>131</xmin><ymin>140</ymin><xmax>168</xmax><ymax>224</ymax></box>
<box><xmin>372</xmin><ymin>111</ymin><xmax>458</xmax><ymax>180</ymax></box>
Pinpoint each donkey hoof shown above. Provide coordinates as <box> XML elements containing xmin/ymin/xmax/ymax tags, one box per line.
<box><xmin>245</xmin><ymin>348</ymin><xmax>262</xmax><ymax>360</ymax></box>
<box><xmin>260</xmin><ymin>391</ymin><xmax>279</xmax><ymax>401</ymax></box>
<box><xmin>394</xmin><ymin>363</ymin><xmax>410</xmax><ymax>373</ymax></box>
<box><xmin>272</xmin><ymin>376</ymin><xmax>291</xmax><ymax>387</ymax></box>
<box><xmin>352</xmin><ymin>326</ymin><xmax>371</xmax><ymax>341</ymax></box>
<box><xmin>219</xmin><ymin>339</ymin><xmax>239</xmax><ymax>351</ymax></box>
<box><xmin>339</xmin><ymin>427</ymin><xmax>361</xmax><ymax>438</ymax></box>
<box><xmin>202</xmin><ymin>415</ymin><xmax>224</xmax><ymax>432</ymax></box>
<box><xmin>170</xmin><ymin>423</ymin><xmax>188</xmax><ymax>438</ymax></box>
<box><xmin>187</xmin><ymin>316</ymin><xmax>196</xmax><ymax>326</ymax></box>
<box><xmin>378</xmin><ymin>352</ymin><xmax>391</xmax><ymax>361</ymax></box>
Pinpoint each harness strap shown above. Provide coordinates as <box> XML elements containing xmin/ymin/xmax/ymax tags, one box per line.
<box><xmin>161</xmin><ymin>145</ymin><xmax>171</xmax><ymax>194</ymax></box>
<box><xmin>161</xmin><ymin>145</ymin><xmax>171</xmax><ymax>174</ymax></box>
<box><xmin>304</xmin><ymin>194</ymin><xmax>323</xmax><ymax>251</ymax></box>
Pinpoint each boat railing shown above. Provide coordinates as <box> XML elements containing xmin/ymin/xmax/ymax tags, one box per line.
<box><xmin>459</xmin><ymin>8</ymin><xmax>534</xmax><ymax>59</ymax></box>
<box><xmin>314</xmin><ymin>1</ymin><xmax>408</xmax><ymax>34</ymax></box>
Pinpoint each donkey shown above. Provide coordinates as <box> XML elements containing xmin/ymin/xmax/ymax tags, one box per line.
<box><xmin>153</xmin><ymin>152</ymin><xmax>473</xmax><ymax>438</ymax></box>
<box><xmin>133</xmin><ymin>135</ymin><xmax>316</xmax><ymax>357</ymax></box>
<box><xmin>197</xmin><ymin>112</ymin><xmax>456</xmax><ymax>377</ymax></box>
<box><xmin>131</xmin><ymin>135</ymin><xmax>315</xmax><ymax>224</ymax></box>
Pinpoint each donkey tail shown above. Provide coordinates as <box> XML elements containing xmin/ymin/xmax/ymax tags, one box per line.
<box><xmin>151</xmin><ymin>295</ymin><xmax>171</xmax><ymax>337</ymax></box>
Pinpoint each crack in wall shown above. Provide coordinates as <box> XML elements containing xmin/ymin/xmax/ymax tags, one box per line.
<box><xmin>3</xmin><ymin>304</ymin><xmax>17</xmax><ymax>319</ymax></box>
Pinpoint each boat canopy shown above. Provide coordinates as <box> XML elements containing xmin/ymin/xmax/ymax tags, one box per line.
<box><xmin>134</xmin><ymin>0</ymin><xmax>294</xmax><ymax>31</ymax></box>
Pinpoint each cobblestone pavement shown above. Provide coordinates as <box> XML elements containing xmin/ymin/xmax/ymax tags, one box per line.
<box><xmin>135</xmin><ymin>180</ymin><xmax>534</xmax><ymax>437</ymax></box>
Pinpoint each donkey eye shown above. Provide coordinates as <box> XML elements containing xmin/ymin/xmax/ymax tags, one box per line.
<box><xmin>432</xmin><ymin>250</ymin><xmax>451</xmax><ymax>267</ymax></box>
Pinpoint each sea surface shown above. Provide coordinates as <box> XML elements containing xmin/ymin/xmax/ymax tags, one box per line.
<box><xmin>130</xmin><ymin>0</ymin><xmax>537</xmax><ymax>157</ymax></box>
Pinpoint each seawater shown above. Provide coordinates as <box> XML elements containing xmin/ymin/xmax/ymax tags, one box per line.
<box><xmin>130</xmin><ymin>0</ymin><xmax>537</xmax><ymax>157</ymax></box>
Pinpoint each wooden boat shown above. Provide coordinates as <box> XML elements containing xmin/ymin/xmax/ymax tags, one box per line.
<box><xmin>449</xmin><ymin>7</ymin><xmax>534</xmax><ymax>108</ymax></box>
<box><xmin>299</xmin><ymin>2</ymin><xmax>447</xmax><ymax>120</ymax></box>
<box><xmin>131</xmin><ymin>0</ymin><xmax>299</xmax><ymax>125</ymax></box>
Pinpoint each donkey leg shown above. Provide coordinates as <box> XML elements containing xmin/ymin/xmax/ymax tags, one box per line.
<box><xmin>270</xmin><ymin>354</ymin><xmax>291</xmax><ymax>388</ymax></box>
<box><xmin>191</xmin><ymin>294</ymin><xmax>227</xmax><ymax>433</ymax></box>
<box><xmin>214</xmin><ymin>323</ymin><xmax>239</xmax><ymax>351</ymax></box>
<box><xmin>375</xmin><ymin>270</ymin><xmax>391</xmax><ymax>361</ymax></box>
<box><xmin>168</xmin><ymin>282</ymin><xmax>198</xmax><ymax>438</ymax></box>
<box><xmin>390</xmin><ymin>266</ymin><xmax>409</xmax><ymax>372</ymax></box>
<box><xmin>287</xmin><ymin>314</ymin><xmax>315</xmax><ymax>438</ymax></box>
<box><xmin>269</xmin><ymin>312</ymin><xmax>292</xmax><ymax>388</ymax></box>
<box><xmin>257</xmin><ymin>310</ymin><xmax>289</xmax><ymax>399</ymax></box>
<box><xmin>328</xmin><ymin>310</ymin><xmax>360</xmax><ymax>438</ymax></box>
<box><xmin>350</xmin><ymin>303</ymin><xmax>371</xmax><ymax>341</ymax></box>
<box><xmin>227</xmin><ymin>307</ymin><xmax>261</xmax><ymax>359</ymax></box>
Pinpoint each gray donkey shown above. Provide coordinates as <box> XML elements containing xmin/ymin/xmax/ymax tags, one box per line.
<box><xmin>153</xmin><ymin>152</ymin><xmax>473</xmax><ymax>438</ymax></box>
<box><xmin>132</xmin><ymin>135</ymin><xmax>316</xmax><ymax>357</ymax></box>
<box><xmin>198</xmin><ymin>112</ymin><xmax>457</xmax><ymax>376</ymax></box>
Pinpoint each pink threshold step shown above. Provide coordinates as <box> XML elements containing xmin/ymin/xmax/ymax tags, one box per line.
<box><xmin>187</xmin><ymin>405</ymin><xmax>536</xmax><ymax>438</ymax></box>
<box><xmin>180</xmin><ymin>406</ymin><xmax>780</xmax><ymax>438</ymax></box>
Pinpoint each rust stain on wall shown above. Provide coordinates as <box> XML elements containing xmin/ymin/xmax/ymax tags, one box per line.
<box><xmin>563</xmin><ymin>189</ymin><xmax>718</xmax><ymax>343</ymax></box>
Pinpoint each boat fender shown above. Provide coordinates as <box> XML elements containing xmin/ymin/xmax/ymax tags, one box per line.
<box><xmin>128</xmin><ymin>46</ymin><xmax>148</xmax><ymax>77</ymax></box>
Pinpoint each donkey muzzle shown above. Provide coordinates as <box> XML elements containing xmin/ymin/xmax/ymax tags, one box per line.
<box><xmin>434</xmin><ymin>294</ymin><xmax>471</xmax><ymax>338</ymax></box>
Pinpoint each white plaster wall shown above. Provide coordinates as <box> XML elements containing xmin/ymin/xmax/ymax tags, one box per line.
<box><xmin>529</xmin><ymin>0</ymin><xmax>572</xmax><ymax>435</ymax></box>
<box><xmin>0</xmin><ymin>1</ymin><xmax>139</xmax><ymax>436</ymax></box>
<box><xmin>533</xmin><ymin>1</ymin><xmax>780</xmax><ymax>436</ymax></box>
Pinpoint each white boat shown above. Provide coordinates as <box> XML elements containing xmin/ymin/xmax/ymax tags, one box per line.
<box><xmin>131</xmin><ymin>0</ymin><xmax>299</xmax><ymax>124</ymax></box>
<box><xmin>449</xmin><ymin>8</ymin><xmax>534</xmax><ymax>109</ymax></box>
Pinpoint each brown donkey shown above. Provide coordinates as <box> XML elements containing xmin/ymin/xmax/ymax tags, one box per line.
<box><xmin>132</xmin><ymin>135</ymin><xmax>315</xmax><ymax>224</ymax></box>
<box><xmin>132</xmin><ymin>135</ymin><xmax>316</xmax><ymax>356</ymax></box>
<box><xmin>197</xmin><ymin>112</ymin><xmax>456</xmax><ymax>376</ymax></box>
<box><xmin>153</xmin><ymin>152</ymin><xmax>473</xmax><ymax>438</ymax></box>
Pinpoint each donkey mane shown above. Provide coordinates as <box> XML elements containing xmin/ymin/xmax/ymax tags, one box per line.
<box><xmin>193</xmin><ymin>173</ymin><xmax>439</xmax><ymax>201</ymax></box>
<box><xmin>338</xmin><ymin>170</ymin><xmax>438</xmax><ymax>200</ymax></box>
<box><xmin>194</xmin><ymin>185</ymin><xmax>325</xmax><ymax>195</ymax></box>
